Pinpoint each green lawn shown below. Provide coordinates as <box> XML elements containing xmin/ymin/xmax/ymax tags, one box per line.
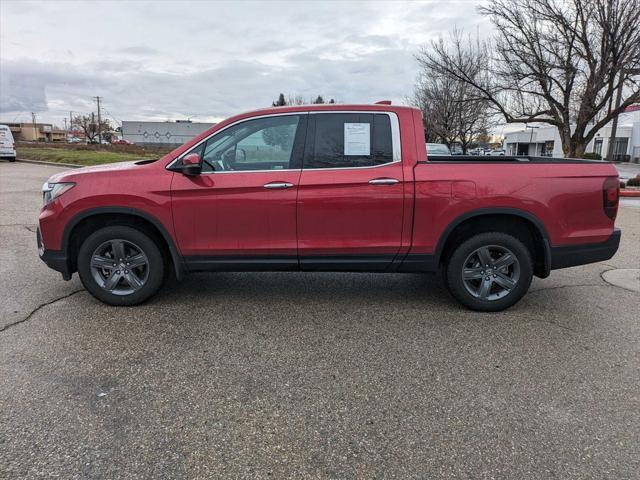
<box><xmin>16</xmin><ymin>147</ymin><xmax>163</xmax><ymax>166</ymax></box>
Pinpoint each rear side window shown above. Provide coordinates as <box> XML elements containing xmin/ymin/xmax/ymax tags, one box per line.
<box><xmin>305</xmin><ymin>113</ymin><xmax>394</xmax><ymax>169</ymax></box>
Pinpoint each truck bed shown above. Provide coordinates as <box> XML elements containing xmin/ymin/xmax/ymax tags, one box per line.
<box><xmin>424</xmin><ymin>155</ymin><xmax>606</xmax><ymax>164</ymax></box>
<box><xmin>410</xmin><ymin>158</ymin><xmax>619</xmax><ymax>257</ymax></box>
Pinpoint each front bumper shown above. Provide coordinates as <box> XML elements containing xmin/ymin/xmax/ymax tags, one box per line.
<box><xmin>550</xmin><ymin>228</ymin><xmax>621</xmax><ymax>270</ymax></box>
<box><xmin>37</xmin><ymin>227</ymin><xmax>72</xmax><ymax>280</ymax></box>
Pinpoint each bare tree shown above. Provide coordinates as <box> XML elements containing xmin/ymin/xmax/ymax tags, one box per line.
<box><xmin>72</xmin><ymin>114</ymin><xmax>111</xmax><ymax>143</ymax></box>
<box><xmin>413</xmin><ymin>37</ymin><xmax>491</xmax><ymax>152</ymax></box>
<box><xmin>418</xmin><ymin>0</ymin><xmax>640</xmax><ymax>157</ymax></box>
<box><xmin>410</xmin><ymin>87</ymin><xmax>443</xmax><ymax>144</ymax></box>
<box><xmin>287</xmin><ymin>94</ymin><xmax>306</xmax><ymax>106</ymax></box>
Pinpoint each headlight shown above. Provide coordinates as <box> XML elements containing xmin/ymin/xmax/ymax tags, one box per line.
<box><xmin>42</xmin><ymin>182</ymin><xmax>75</xmax><ymax>205</ymax></box>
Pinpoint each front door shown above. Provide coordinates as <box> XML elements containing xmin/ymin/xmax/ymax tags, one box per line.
<box><xmin>171</xmin><ymin>114</ymin><xmax>306</xmax><ymax>270</ymax></box>
<box><xmin>297</xmin><ymin>112</ymin><xmax>404</xmax><ymax>271</ymax></box>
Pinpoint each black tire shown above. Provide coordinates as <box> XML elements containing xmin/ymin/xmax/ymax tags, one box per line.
<box><xmin>77</xmin><ymin>226</ymin><xmax>165</xmax><ymax>306</ymax></box>
<box><xmin>9</xmin><ymin>156</ymin><xmax>16</xmax><ymax>162</ymax></box>
<box><xmin>445</xmin><ymin>232</ymin><xmax>533</xmax><ymax>312</ymax></box>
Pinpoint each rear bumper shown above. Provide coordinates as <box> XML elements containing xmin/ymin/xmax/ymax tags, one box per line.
<box><xmin>550</xmin><ymin>228</ymin><xmax>621</xmax><ymax>270</ymax></box>
<box><xmin>37</xmin><ymin>227</ymin><xmax>72</xmax><ymax>280</ymax></box>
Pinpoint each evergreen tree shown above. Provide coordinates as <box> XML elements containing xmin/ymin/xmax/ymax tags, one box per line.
<box><xmin>272</xmin><ymin>93</ymin><xmax>287</xmax><ymax>107</ymax></box>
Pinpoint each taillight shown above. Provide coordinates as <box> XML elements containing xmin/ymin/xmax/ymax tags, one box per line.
<box><xmin>603</xmin><ymin>177</ymin><xmax>619</xmax><ymax>220</ymax></box>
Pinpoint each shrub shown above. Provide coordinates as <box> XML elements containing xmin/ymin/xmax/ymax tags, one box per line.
<box><xmin>626</xmin><ymin>176</ymin><xmax>640</xmax><ymax>187</ymax></box>
<box><xmin>583</xmin><ymin>152</ymin><xmax>602</xmax><ymax>160</ymax></box>
<box><xmin>620</xmin><ymin>181</ymin><xmax>626</xmax><ymax>189</ymax></box>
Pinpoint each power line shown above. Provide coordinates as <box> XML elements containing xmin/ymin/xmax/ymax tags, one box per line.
<box><xmin>102</xmin><ymin>107</ymin><xmax>122</xmax><ymax>127</ymax></box>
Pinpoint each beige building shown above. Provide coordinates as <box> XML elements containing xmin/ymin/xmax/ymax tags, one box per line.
<box><xmin>2</xmin><ymin>122</ymin><xmax>66</xmax><ymax>142</ymax></box>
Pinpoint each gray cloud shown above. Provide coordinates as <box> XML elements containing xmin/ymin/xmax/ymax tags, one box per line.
<box><xmin>0</xmin><ymin>1</ymin><xmax>491</xmax><ymax>125</ymax></box>
<box><xmin>117</xmin><ymin>46</ymin><xmax>159</xmax><ymax>56</ymax></box>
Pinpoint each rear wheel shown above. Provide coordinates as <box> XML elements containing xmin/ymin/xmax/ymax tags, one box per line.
<box><xmin>77</xmin><ymin>226</ymin><xmax>165</xmax><ymax>306</ymax></box>
<box><xmin>8</xmin><ymin>156</ymin><xmax>16</xmax><ymax>162</ymax></box>
<box><xmin>445</xmin><ymin>232</ymin><xmax>533</xmax><ymax>311</ymax></box>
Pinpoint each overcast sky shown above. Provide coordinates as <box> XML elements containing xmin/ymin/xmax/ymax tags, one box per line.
<box><xmin>1</xmin><ymin>0</ymin><xmax>490</xmax><ymax>128</ymax></box>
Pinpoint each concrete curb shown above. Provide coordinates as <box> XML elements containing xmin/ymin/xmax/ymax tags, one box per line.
<box><xmin>17</xmin><ymin>158</ymin><xmax>82</xmax><ymax>169</ymax></box>
<box><xmin>620</xmin><ymin>190</ymin><xmax>640</xmax><ymax>198</ymax></box>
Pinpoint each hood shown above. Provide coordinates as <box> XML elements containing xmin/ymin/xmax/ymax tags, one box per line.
<box><xmin>47</xmin><ymin>160</ymin><xmax>156</xmax><ymax>183</ymax></box>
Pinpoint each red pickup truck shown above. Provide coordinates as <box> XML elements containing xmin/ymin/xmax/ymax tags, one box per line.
<box><xmin>37</xmin><ymin>103</ymin><xmax>620</xmax><ymax>311</ymax></box>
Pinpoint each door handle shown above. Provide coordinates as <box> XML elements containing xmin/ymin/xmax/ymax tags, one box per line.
<box><xmin>264</xmin><ymin>182</ymin><xmax>294</xmax><ymax>189</ymax></box>
<box><xmin>368</xmin><ymin>178</ymin><xmax>399</xmax><ymax>185</ymax></box>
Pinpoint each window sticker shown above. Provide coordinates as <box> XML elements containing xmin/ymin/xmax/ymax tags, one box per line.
<box><xmin>344</xmin><ymin>123</ymin><xmax>370</xmax><ymax>156</ymax></box>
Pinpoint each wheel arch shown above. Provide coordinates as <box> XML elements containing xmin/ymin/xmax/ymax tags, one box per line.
<box><xmin>63</xmin><ymin>207</ymin><xmax>184</xmax><ymax>280</ymax></box>
<box><xmin>435</xmin><ymin>208</ymin><xmax>551</xmax><ymax>278</ymax></box>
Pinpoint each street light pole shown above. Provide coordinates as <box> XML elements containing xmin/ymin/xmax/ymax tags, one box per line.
<box><xmin>606</xmin><ymin>81</ymin><xmax>624</xmax><ymax>162</ymax></box>
<box><xmin>526</xmin><ymin>125</ymin><xmax>539</xmax><ymax>156</ymax></box>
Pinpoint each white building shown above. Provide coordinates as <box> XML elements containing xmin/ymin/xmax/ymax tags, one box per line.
<box><xmin>503</xmin><ymin>105</ymin><xmax>640</xmax><ymax>161</ymax></box>
<box><xmin>122</xmin><ymin>120</ymin><xmax>215</xmax><ymax>146</ymax></box>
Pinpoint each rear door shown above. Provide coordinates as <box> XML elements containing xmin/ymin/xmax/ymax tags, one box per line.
<box><xmin>170</xmin><ymin>114</ymin><xmax>306</xmax><ymax>269</ymax></box>
<box><xmin>297</xmin><ymin>112</ymin><xmax>404</xmax><ymax>270</ymax></box>
<box><xmin>0</xmin><ymin>126</ymin><xmax>15</xmax><ymax>156</ymax></box>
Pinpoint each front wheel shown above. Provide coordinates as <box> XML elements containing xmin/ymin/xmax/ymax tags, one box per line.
<box><xmin>77</xmin><ymin>226</ymin><xmax>165</xmax><ymax>306</ymax></box>
<box><xmin>445</xmin><ymin>232</ymin><xmax>533</xmax><ymax>311</ymax></box>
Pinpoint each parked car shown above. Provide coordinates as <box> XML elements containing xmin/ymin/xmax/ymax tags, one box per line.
<box><xmin>37</xmin><ymin>103</ymin><xmax>621</xmax><ymax>311</ymax></box>
<box><xmin>111</xmin><ymin>139</ymin><xmax>133</xmax><ymax>145</ymax></box>
<box><xmin>450</xmin><ymin>144</ymin><xmax>464</xmax><ymax>155</ymax></box>
<box><xmin>489</xmin><ymin>149</ymin><xmax>506</xmax><ymax>156</ymax></box>
<box><xmin>0</xmin><ymin>124</ymin><xmax>16</xmax><ymax>162</ymax></box>
<box><xmin>68</xmin><ymin>137</ymin><xmax>83</xmax><ymax>143</ymax></box>
<box><xmin>426</xmin><ymin>143</ymin><xmax>451</xmax><ymax>156</ymax></box>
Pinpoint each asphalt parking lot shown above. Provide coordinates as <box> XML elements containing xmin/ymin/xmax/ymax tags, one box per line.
<box><xmin>1</xmin><ymin>161</ymin><xmax>639</xmax><ymax>479</ymax></box>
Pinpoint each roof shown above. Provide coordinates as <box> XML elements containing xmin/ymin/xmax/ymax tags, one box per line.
<box><xmin>237</xmin><ymin>102</ymin><xmax>417</xmax><ymax>117</ymax></box>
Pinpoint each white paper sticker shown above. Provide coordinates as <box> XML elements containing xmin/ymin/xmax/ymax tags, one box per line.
<box><xmin>344</xmin><ymin>123</ymin><xmax>370</xmax><ymax>156</ymax></box>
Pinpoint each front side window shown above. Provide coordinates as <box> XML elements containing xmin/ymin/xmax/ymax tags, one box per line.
<box><xmin>305</xmin><ymin>113</ymin><xmax>394</xmax><ymax>169</ymax></box>
<box><xmin>195</xmin><ymin>115</ymin><xmax>301</xmax><ymax>172</ymax></box>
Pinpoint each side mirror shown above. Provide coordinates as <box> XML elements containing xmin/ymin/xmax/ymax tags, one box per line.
<box><xmin>178</xmin><ymin>153</ymin><xmax>202</xmax><ymax>176</ymax></box>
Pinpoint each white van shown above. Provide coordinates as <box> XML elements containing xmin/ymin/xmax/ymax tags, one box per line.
<box><xmin>0</xmin><ymin>125</ymin><xmax>16</xmax><ymax>162</ymax></box>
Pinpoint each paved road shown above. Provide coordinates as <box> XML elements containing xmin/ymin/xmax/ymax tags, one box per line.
<box><xmin>1</xmin><ymin>161</ymin><xmax>639</xmax><ymax>479</ymax></box>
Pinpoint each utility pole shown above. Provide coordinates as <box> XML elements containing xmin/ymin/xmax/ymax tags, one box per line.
<box><xmin>95</xmin><ymin>96</ymin><xmax>102</xmax><ymax>144</ymax></box>
<box><xmin>31</xmin><ymin>112</ymin><xmax>36</xmax><ymax>126</ymax></box>
<box><xmin>69</xmin><ymin>111</ymin><xmax>73</xmax><ymax>132</ymax></box>
<box><xmin>63</xmin><ymin>118</ymin><xmax>67</xmax><ymax>131</ymax></box>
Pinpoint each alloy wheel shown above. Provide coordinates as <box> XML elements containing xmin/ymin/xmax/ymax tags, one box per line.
<box><xmin>89</xmin><ymin>239</ymin><xmax>149</xmax><ymax>296</ymax></box>
<box><xmin>461</xmin><ymin>245</ymin><xmax>520</xmax><ymax>301</ymax></box>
